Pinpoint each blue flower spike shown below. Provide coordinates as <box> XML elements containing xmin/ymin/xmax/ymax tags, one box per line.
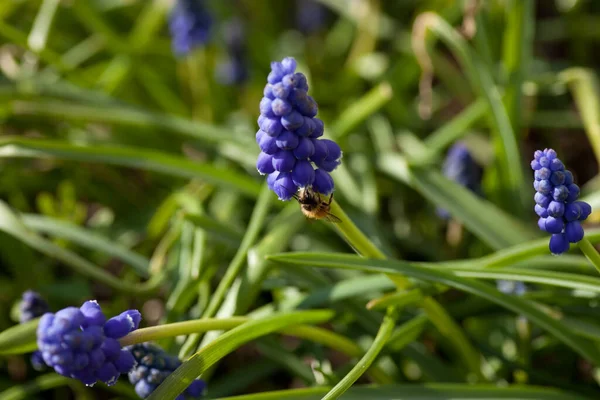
<box><xmin>169</xmin><ymin>0</ymin><xmax>212</xmax><ymax>56</ymax></box>
<box><xmin>437</xmin><ymin>142</ymin><xmax>482</xmax><ymax>219</ymax></box>
<box><xmin>257</xmin><ymin>57</ymin><xmax>342</xmax><ymax>200</ymax></box>
<box><xmin>127</xmin><ymin>343</ymin><xmax>206</xmax><ymax>399</ymax></box>
<box><xmin>531</xmin><ymin>149</ymin><xmax>592</xmax><ymax>255</ymax></box>
<box><xmin>36</xmin><ymin>300</ymin><xmax>140</xmax><ymax>387</ymax></box>
<box><xmin>19</xmin><ymin>291</ymin><xmax>50</xmax><ymax>370</ymax></box>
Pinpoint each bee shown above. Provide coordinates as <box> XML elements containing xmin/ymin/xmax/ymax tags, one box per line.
<box><xmin>293</xmin><ymin>187</ymin><xmax>341</xmax><ymax>223</ymax></box>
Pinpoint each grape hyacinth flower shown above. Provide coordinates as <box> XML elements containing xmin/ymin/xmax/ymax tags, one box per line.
<box><xmin>169</xmin><ymin>0</ymin><xmax>212</xmax><ymax>56</ymax></box>
<box><xmin>296</xmin><ymin>0</ymin><xmax>328</xmax><ymax>34</ymax></box>
<box><xmin>19</xmin><ymin>291</ymin><xmax>50</xmax><ymax>370</ymax></box>
<box><xmin>127</xmin><ymin>343</ymin><xmax>206</xmax><ymax>399</ymax></box>
<box><xmin>531</xmin><ymin>148</ymin><xmax>592</xmax><ymax>255</ymax></box>
<box><xmin>256</xmin><ymin>57</ymin><xmax>342</xmax><ymax>200</ymax></box>
<box><xmin>216</xmin><ymin>18</ymin><xmax>248</xmax><ymax>85</ymax></box>
<box><xmin>37</xmin><ymin>301</ymin><xmax>140</xmax><ymax>386</ymax></box>
<box><xmin>437</xmin><ymin>142</ymin><xmax>482</xmax><ymax>219</ymax></box>
<box><xmin>496</xmin><ymin>280</ymin><xmax>527</xmax><ymax>296</ymax></box>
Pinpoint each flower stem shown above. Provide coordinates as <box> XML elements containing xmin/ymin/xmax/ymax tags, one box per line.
<box><xmin>329</xmin><ymin>199</ymin><xmax>484</xmax><ymax>381</ymax></box>
<box><xmin>578</xmin><ymin>237</ymin><xmax>600</xmax><ymax>275</ymax></box>
<box><xmin>321</xmin><ymin>307</ymin><xmax>397</xmax><ymax>400</ymax></box>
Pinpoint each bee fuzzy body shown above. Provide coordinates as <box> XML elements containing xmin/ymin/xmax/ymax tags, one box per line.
<box><xmin>294</xmin><ymin>188</ymin><xmax>341</xmax><ymax>223</ymax></box>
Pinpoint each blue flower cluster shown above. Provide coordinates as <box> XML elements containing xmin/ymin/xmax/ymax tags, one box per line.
<box><xmin>496</xmin><ymin>280</ymin><xmax>526</xmax><ymax>296</ymax></box>
<box><xmin>296</xmin><ymin>0</ymin><xmax>327</xmax><ymax>34</ymax></box>
<box><xmin>36</xmin><ymin>301</ymin><xmax>140</xmax><ymax>386</ymax></box>
<box><xmin>256</xmin><ymin>57</ymin><xmax>342</xmax><ymax>200</ymax></box>
<box><xmin>169</xmin><ymin>0</ymin><xmax>212</xmax><ymax>56</ymax></box>
<box><xmin>19</xmin><ymin>291</ymin><xmax>50</xmax><ymax>370</ymax></box>
<box><xmin>531</xmin><ymin>149</ymin><xmax>592</xmax><ymax>254</ymax></box>
<box><xmin>437</xmin><ymin>142</ymin><xmax>482</xmax><ymax>219</ymax></box>
<box><xmin>127</xmin><ymin>343</ymin><xmax>206</xmax><ymax>399</ymax></box>
<box><xmin>216</xmin><ymin>18</ymin><xmax>248</xmax><ymax>86</ymax></box>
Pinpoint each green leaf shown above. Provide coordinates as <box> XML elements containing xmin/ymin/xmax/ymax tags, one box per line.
<box><xmin>268</xmin><ymin>252</ymin><xmax>600</xmax><ymax>366</ymax></box>
<box><xmin>212</xmin><ymin>383</ymin><xmax>590</xmax><ymax>400</ymax></box>
<box><xmin>0</xmin><ymin>319</ymin><xmax>38</xmax><ymax>355</ymax></box>
<box><xmin>0</xmin><ymin>200</ymin><xmax>161</xmax><ymax>293</ymax></box>
<box><xmin>0</xmin><ymin>137</ymin><xmax>261</xmax><ymax>198</ymax></box>
<box><xmin>0</xmin><ymin>374</ymin><xmax>71</xmax><ymax>400</ymax></box>
<box><xmin>378</xmin><ymin>154</ymin><xmax>537</xmax><ymax>250</ymax></box>
<box><xmin>21</xmin><ymin>214</ymin><xmax>150</xmax><ymax>277</ymax></box>
<box><xmin>147</xmin><ymin>310</ymin><xmax>335</xmax><ymax>400</ymax></box>
<box><xmin>322</xmin><ymin>308</ymin><xmax>397</xmax><ymax>400</ymax></box>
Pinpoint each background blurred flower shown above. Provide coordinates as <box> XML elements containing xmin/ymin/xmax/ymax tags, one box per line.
<box><xmin>19</xmin><ymin>291</ymin><xmax>50</xmax><ymax>370</ymax></box>
<box><xmin>437</xmin><ymin>142</ymin><xmax>482</xmax><ymax>219</ymax></box>
<box><xmin>127</xmin><ymin>343</ymin><xmax>206</xmax><ymax>399</ymax></box>
<box><xmin>216</xmin><ymin>18</ymin><xmax>249</xmax><ymax>85</ymax></box>
<box><xmin>169</xmin><ymin>0</ymin><xmax>213</xmax><ymax>56</ymax></box>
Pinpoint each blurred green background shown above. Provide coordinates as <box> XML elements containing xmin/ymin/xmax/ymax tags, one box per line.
<box><xmin>2</xmin><ymin>0</ymin><xmax>600</xmax><ymax>399</ymax></box>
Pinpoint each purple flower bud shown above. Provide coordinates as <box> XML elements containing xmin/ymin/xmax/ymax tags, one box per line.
<box><xmin>257</xmin><ymin>132</ymin><xmax>279</xmax><ymax>155</ymax></box>
<box><xmin>272</xmin><ymin>171</ymin><xmax>297</xmax><ymax>200</ymax></box>
<box><xmin>545</xmin><ymin>149</ymin><xmax>557</xmax><ymax>160</ymax></box>
<box><xmin>135</xmin><ymin>380</ymin><xmax>157</xmax><ymax>398</ymax></box>
<box><xmin>271</xmin><ymin>98</ymin><xmax>292</xmax><ymax>116</ymax></box>
<box><xmin>310</xmin><ymin>139</ymin><xmax>328</xmax><ymax>164</ymax></box>
<box><xmin>80</xmin><ymin>301</ymin><xmax>106</xmax><ymax>327</ymax></box>
<box><xmin>534</xmin><ymin>167</ymin><xmax>551</xmax><ymax>181</ymax></box>
<box><xmin>272</xmin><ymin>150</ymin><xmax>296</xmax><ymax>172</ymax></box>
<box><xmin>317</xmin><ymin>159</ymin><xmax>341</xmax><ymax>172</ymax></box>
<box><xmin>322</xmin><ymin>139</ymin><xmax>342</xmax><ymax>161</ymax></box>
<box><xmin>258</xmin><ymin>116</ymin><xmax>283</xmax><ymax>136</ymax></box>
<box><xmin>256</xmin><ymin>152</ymin><xmax>275</xmax><ymax>175</ymax></box>
<box><xmin>552</xmin><ymin>185</ymin><xmax>569</xmax><ymax>202</ymax></box>
<box><xmin>272</xmin><ymin>82</ymin><xmax>290</xmax><ymax>99</ymax></box>
<box><xmin>114</xmin><ymin>350</ymin><xmax>136</xmax><ymax>373</ymax></box>
<box><xmin>550</xmin><ymin>158</ymin><xmax>564</xmax><ymax>171</ymax></box>
<box><xmin>96</xmin><ymin>361</ymin><xmax>119</xmax><ymax>385</ymax></box>
<box><xmin>577</xmin><ymin>201</ymin><xmax>592</xmax><ymax>221</ymax></box>
<box><xmin>564</xmin><ymin>202</ymin><xmax>581</xmax><ymax>222</ymax></box>
<box><xmin>264</xmin><ymin>84</ymin><xmax>275</xmax><ymax>99</ymax></box>
<box><xmin>310</xmin><ymin>118</ymin><xmax>324</xmax><ymax>138</ymax></box>
<box><xmin>566</xmin><ymin>184</ymin><xmax>580</xmax><ymax>203</ymax></box>
<box><xmin>295</xmin><ymin>117</ymin><xmax>315</xmax><ymax>137</ymax></box>
<box><xmin>565</xmin><ymin>221</ymin><xmax>584</xmax><ymax>243</ymax></box>
<box><xmin>539</xmin><ymin>157</ymin><xmax>550</xmax><ymax>168</ymax></box>
<box><xmin>104</xmin><ymin>310</ymin><xmax>141</xmax><ymax>339</ymax></box>
<box><xmin>186</xmin><ymin>379</ymin><xmax>207</xmax><ymax>396</ymax></box>
<box><xmin>550</xmin><ymin>170</ymin><xmax>565</xmax><ymax>186</ymax></box>
<box><xmin>534</xmin><ymin>150</ymin><xmax>543</xmax><ymax>160</ymax></box>
<box><xmin>292</xmin><ymin>160</ymin><xmax>315</xmax><ymax>187</ymax></box>
<box><xmin>281</xmin><ymin>110</ymin><xmax>304</xmax><ymax>131</ymax></box>
<box><xmin>293</xmin><ymin>137</ymin><xmax>315</xmax><ymax>159</ymax></box>
<box><xmin>275</xmin><ymin>130</ymin><xmax>299</xmax><ymax>150</ymax></box>
<box><xmin>549</xmin><ymin>233</ymin><xmax>570</xmax><ymax>255</ymax></box>
<box><xmin>281</xmin><ymin>57</ymin><xmax>297</xmax><ymax>74</ymax></box>
<box><xmin>534</xmin><ymin>204</ymin><xmax>548</xmax><ymax>218</ymax></box>
<box><xmin>534</xmin><ymin>192</ymin><xmax>551</xmax><ymax>208</ymax></box>
<box><xmin>530</xmin><ymin>160</ymin><xmax>542</xmax><ymax>170</ymax></box>
<box><xmin>547</xmin><ymin>201</ymin><xmax>564</xmax><ymax>218</ymax></box>
<box><xmin>544</xmin><ymin>216</ymin><xmax>564</xmax><ymax>234</ymax></box>
<box><xmin>260</xmin><ymin>97</ymin><xmax>275</xmax><ymax>117</ymax></box>
<box><xmin>537</xmin><ymin>180</ymin><xmax>552</xmax><ymax>195</ymax></box>
<box><xmin>313</xmin><ymin>169</ymin><xmax>334</xmax><ymax>195</ymax></box>
<box><xmin>564</xmin><ymin>170</ymin><xmax>574</xmax><ymax>185</ymax></box>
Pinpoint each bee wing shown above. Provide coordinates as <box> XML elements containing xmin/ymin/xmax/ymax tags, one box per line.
<box><xmin>324</xmin><ymin>213</ymin><xmax>342</xmax><ymax>223</ymax></box>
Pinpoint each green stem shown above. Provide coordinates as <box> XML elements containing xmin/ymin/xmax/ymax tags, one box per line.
<box><xmin>321</xmin><ymin>308</ymin><xmax>397</xmax><ymax>400</ymax></box>
<box><xmin>578</xmin><ymin>237</ymin><xmax>600</xmax><ymax>275</ymax></box>
<box><xmin>329</xmin><ymin>200</ymin><xmax>484</xmax><ymax>381</ymax></box>
<box><xmin>119</xmin><ymin>314</ymin><xmax>391</xmax><ymax>383</ymax></box>
<box><xmin>179</xmin><ymin>184</ymin><xmax>271</xmax><ymax>357</ymax></box>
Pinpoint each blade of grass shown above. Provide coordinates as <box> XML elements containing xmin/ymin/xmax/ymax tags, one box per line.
<box><xmin>146</xmin><ymin>310</ymin><xmax>335</xmax><ymax>400</ymax></box>
<box><xmin>211</xmin><ymin>383</ymin><xmax>590</xmax><ymax>400</ymax></box>
<box><xmin>322</xmin><ymin>308</ymin><xmax>397</xmax><ymax>400</ymax></box>
<box><xmin>21</xmin><ymin>214</ymin><xmax>150</xmax><ymax>277</ymax></box>
<box><xmin>0</xmin><ymin>374</ymin><xmax>72</xmax><ymax>400</ymax></box>
<box><xmin>269</xmin><ymin>252</ymin><xmax>600</xmax><ymax>366</ymax></box>
<box><xmin>0</xmin><ymin>137</ymin><xmax>260</xmax><ymax>197</ymax></box>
